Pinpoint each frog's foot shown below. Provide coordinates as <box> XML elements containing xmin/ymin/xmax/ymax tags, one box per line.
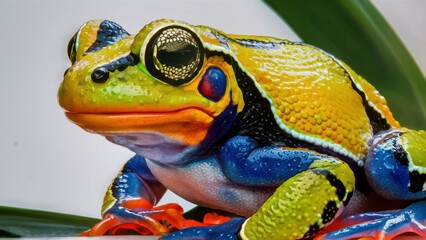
<box><xmin>365</xmin><ymin>129</ymin><xmax>426</xmax><ymax>200</ymax></box>
<box><xmin>160</xmin><ymin>217</ymin><xmax>246</xmax><ymax>240</ymax></box>
<box><xmin>317</xmin><ymin>201</ymin><xmax>426</xmax><ymax>240</ymax></box>
<box><xmin>81</xmin><ymin>199</ymin><xmax>202</xmax><ymax>236</ymax></box>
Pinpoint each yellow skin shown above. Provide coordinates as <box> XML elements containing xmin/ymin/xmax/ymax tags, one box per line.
<box><xmin>59</xmin><ymin>19</ymin><xmax>426</xmax><ymax>239</ymax></box>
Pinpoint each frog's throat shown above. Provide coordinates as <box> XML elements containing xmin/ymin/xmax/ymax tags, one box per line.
<box><xmin>65</xmin><ymin>108</ymin><xmax>213</xmax><ymax>146</ymax></box>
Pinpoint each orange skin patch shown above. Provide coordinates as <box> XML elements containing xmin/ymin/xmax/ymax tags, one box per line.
<box><xmin>65</xmin><ymin>109</ymin><xmax>212</xmax><ymax>146</ymax></box>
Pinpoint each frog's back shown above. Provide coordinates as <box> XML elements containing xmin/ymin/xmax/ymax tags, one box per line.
<box><xmin>196</xmin><ymin>26</ymin><xmax>399</xmax><ymax>162</ymax></box>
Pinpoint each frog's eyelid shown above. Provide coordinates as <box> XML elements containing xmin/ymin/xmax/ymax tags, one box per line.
<box><xmin>74</xmin><ymin>22</ymin><xmax>87</xmax><ymax>57</ymax></box>
<box><xmin>67</xmin><ymin>23</ymin><xmax>84</xmax><ymax>64</ymax></box>
<box><xmin>71</xmin><ymin>20</ymin><xmax>130</xmax><ymax>63</ymax></box>
<box><xmin>85</xmin><ymin>20</ymin><xmax>129</xmax><ymax>54</ymax></box>
<box><xmin>66</xmin><ymin>32</ymin><xmax>77</xmax><ymax>63</ymax></box>
<box><xmin>66</xmin><ymin>22</ymin><xmax>86</xmax><ymax>64</ymax></box>
<box><xmin>74</xmin><ymin>23</ymin><xmax>84</xmax><ymax>54</ymax></box>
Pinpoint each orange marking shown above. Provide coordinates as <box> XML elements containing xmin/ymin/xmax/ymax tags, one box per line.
<box><xmin>376</xmin><ymin>230</ymin><xmax>392</xmax><ymax>240</ymax></box>
<box><xmin>203</xmin><ymin>212</ymin><xmax>232</xmax><ymax>225</ymax></box>
<box><xmin>65</xmin><ymin>108</ymin><xmax>213</xmax><ymax>145</ymax></box>
<box><xmin>121</xmin><ymin>198</ymin><xmax>153</xmax><ymax>209</ymax></box>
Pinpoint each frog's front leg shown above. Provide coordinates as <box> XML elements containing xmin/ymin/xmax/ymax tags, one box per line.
<box><xmin>82</xmin><ymin>155</ymin><xmax>189</xmax><ymax>236</ymax></box>
<box><xmin>320</xmin><ymin>129</ymin><xmax>426</xmax><ymax>240</ymax></box>
<box><xmin>163</xmin><ymin>135</ymin><xmax>355</xmax><ymax>240</ymax></box>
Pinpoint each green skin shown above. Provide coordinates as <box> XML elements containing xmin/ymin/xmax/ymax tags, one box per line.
<box><xmin>242</xmin><ymin>159</ymin><xmax>354</xmax><ymax>239</ymax></box>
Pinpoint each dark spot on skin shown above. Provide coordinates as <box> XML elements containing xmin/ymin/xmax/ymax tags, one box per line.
<box><xmin>325</xmin><ymin>172</ymin><xmax>347</xmax><ymax>201</ymax></box>
<box><xmin>409</xmin><ymin>171</ymin><xmax>426</xmax><ymax>193</ymax></box>
<box><xmin>303</xmin><ymin>223</ymin><xmax>320</xmax><ymax>238</ymax></box>
<box><xmin>393</xmin><ymin>138</ymin><xmax>409</xmax><ymax>166</ymax></box>
<box><xmin>322</xmin><ymin>201</ymin><xmax>338</xmax><ymax>225</ymax></box>
<box><xmin>312</xmin><ymin>169</ymin><xmax>347</xmax><ymax>201</ymax></box>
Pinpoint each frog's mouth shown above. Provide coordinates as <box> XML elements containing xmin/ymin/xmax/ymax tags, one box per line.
<box><xmin>65</xmin><ymin>108</ymin><xmax>213</xmax><ymax>146</ymax></box>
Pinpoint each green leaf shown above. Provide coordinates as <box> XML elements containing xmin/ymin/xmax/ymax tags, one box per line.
<box><xmin>0</xmin><ymin>206</ymin><xmax>98</xmax><ymax>237</ymax></box>
<box><xmin>264</xmin><ymin>0</ymin><xmax>426</xmax><ymax>129</ymax></box>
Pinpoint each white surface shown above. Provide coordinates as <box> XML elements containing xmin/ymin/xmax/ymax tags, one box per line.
<box><xmin>0</xmin><ymin>0</ymin><xmax>425</xmax><ymax>220</ymax></box>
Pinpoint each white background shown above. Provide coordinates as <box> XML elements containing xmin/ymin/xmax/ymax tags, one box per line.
<box><xmin>0</xmin><ymin>0</ymin><xmax>425</xmax><ymax>219</ymax></box>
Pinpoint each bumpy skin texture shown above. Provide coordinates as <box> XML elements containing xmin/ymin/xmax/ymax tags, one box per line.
<box><xmin>230</xmin><ymin>41</ymin><xmax>374</xmax><ymax>160</ymax></box>
<box><xmin>59</xmin><ymin>19</ymin><xmax>426</xmax><ymax>239</ymax></box>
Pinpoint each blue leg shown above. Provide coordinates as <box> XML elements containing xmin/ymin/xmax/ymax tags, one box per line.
<box><xmin>102</xmin><ymin>155</ymin><xmax>167</xmax><ymax>213</ymax></box>
<box><xmin>218</xmin><ymin>135</ymin><xmax>331</xmax><ymax>185</ymax></box>
<box><xmin>82</xmin><ymin>155</ymin><xmax>188</xmax><ymax>236</ymax></box>
<box><xmin>365</xmin><ymin>129</ymin><xmax>426</xmax><ymax>200</ymax></box>
<box><xmin>320</xmin><ymin>129</ymin><xmax>426</xmax><ymax>240</ymax></box>
<box><xmin>319</xmin><ymin>201</ymin><xmax>426</xmax><ymax>240</ymax></box>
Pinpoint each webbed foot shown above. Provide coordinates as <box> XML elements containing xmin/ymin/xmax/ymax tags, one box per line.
<box><xmin>317</xmin><ymin>201</ymin><xmax>426</xmax><ymax>240</ymax></box>
<box><xmin>160</xmin><ymin>217</ymin><xmax>246</xmax><ymax>240</ymax></box>
<box><xmin>80</xmin><ymin>199</ymin><xmax>193</xmax><ymax>236</ymax></box>
<box><xmin>81</xmin><ymin>198</ymin><xmax>233</xmax><ymax>236</ymax></box>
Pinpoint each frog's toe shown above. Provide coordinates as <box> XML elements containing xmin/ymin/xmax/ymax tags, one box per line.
<box><xmin>318</xmin><ymin>201</ymin><xmax>426</xmax><ymax>240</ymax></box>
<box><xmin>81</xmin><ymin>201</ymin><xmax>189</xmax><ymax>236</ymax></box>
<box><xmin>80</xmin><ymin>211</ymin><xmax>168</xmax><ymax>236</ymax></box>
<box><xmin>160</xmin><ymin>217</ymin><xmax>246</xmax><ymax>240</ymax></box>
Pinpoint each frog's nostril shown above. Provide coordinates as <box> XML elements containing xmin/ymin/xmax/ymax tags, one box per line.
<box><xmin>91</xmin><ymin>67</ymin><xmax>109</xmax><ymax>83</ymax></box>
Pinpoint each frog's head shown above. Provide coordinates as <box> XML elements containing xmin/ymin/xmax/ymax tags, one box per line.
<box><xmin>58</xmin><ymin>19</ymin><xmax>244</xmax><ymax>164</ymax></box>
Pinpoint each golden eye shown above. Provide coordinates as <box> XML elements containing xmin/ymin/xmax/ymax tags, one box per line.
<box><xmin>144</xmin><ymin>26</ymin><xmax>204</xmax><ymax>86</ymax></box>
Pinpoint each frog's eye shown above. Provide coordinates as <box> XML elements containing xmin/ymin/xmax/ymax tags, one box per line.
<box><xmin>143</xmin><ymin>26</ymin><xmax>204</xmax><ymax>86</ymax></box>
<box><xmin>67</xmin><ymin>32</ymin><xmax>78</xmax><ymax>64</ymax></box>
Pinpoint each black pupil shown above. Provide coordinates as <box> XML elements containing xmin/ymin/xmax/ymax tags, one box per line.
<box><xmin>157</xmin><ymin>42</ymin><xmax>197</xmax><ymax>67</ymax></box>
<box><xmin>144</xmin><ymin>26</ymin><xmax>204</xmax><ymax>86</ymax></box>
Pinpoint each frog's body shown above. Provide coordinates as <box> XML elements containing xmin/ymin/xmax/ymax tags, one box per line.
<box><xmin>59</xmin><ymin>19</ymin><xmax>426</xmax><ymax>239</ymax></box>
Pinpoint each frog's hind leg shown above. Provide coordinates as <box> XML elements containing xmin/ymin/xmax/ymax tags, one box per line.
<box><xmin>317</xmin><ymin>201</ymin><xmax>426</xmax><ymax>240</ymax></box>
<box><xmin>239</xmin><ymin>156</ymin><xmax>355</xmax><ymax>240</ymax></box>
<box><xmin>366</xmin><ymin>129</ymin><xmax>426</xmax><ymax>201</ymax></box>
<box><xmin>319</xmin><ymin>129</ymin><xmax>426</xmax><ymax>240</ymax></box>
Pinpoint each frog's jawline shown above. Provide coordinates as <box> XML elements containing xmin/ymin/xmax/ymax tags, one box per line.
<box><xmin>65</xmin><ymin>108</ymin><xmax>214</xmax><ymax>149</ymax></box>
<box><xmin>64</xmin><ymin>108</ymin><xmax>213</xmax><ymax>134</ymax></box>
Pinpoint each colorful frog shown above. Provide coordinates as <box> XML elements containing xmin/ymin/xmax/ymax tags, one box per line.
<box><xmin>58</xmin><ymin>19</ymin><xmax>426</xmax><ymax>239</ymax></box>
